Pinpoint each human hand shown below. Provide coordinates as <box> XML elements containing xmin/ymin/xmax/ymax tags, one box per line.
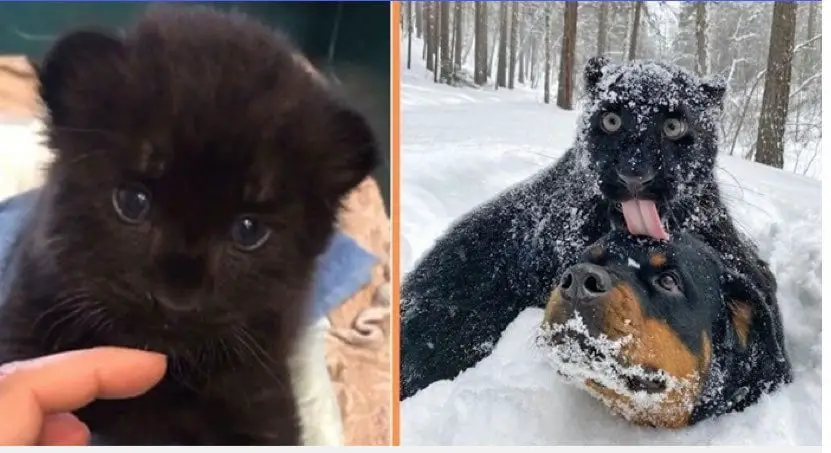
<box><xmin>0</xmin><ymin>347</ymin><xmax>167</xmax><ymax>446</ymax></box>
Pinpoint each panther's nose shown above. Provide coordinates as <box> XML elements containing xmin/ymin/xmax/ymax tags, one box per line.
<box><xmin>617</xmin><ymin>171</ymin><xmax>655</xmax><ymax>194</ymax></box>
<box><xmin>559</xmin><ymin>263</ymin><xmax>612</xmax><ymax>301</ymax></box>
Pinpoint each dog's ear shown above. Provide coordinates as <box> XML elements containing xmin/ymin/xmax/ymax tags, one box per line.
<box><xmin>720</xmin><ymin>270</ymin><xmax>786</xmax><ymax>362</ymax></box>
<box><xmin>719</xmin><ymin>271</ymin><xmax>757</xmax><ymax>350</ymax></box>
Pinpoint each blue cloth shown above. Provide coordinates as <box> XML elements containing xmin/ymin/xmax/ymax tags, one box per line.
<box><xmin>0</xmin><ymin>188</ymin><xmax>377</xmax><ymax>323</ymax></box>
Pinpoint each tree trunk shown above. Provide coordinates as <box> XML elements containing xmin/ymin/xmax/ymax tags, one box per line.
<box><xmin>453</xmin><ymin>1</ymin><xmax>463</xmax><ymax>78</ymax></box>
<box><xmin>807</xmin><ymin>2</ymin><xmax>817</xmax><ymax>49</ymax></box>
<box><xmin>801</xmin><ymin>1</ymin><xmax>818</xmax><ymax>81</ymax></box>
<box><xmin>627</xmin><ymin>2</ymin><xmax>642</xmax><ymax>61</ymax></box>
<box><xmin>530</xmin><ymin>36</ymin><xmax>537</xmax><ymax>88</ymax></box>
<box><xmin>508</xmin><ymin>1</ymin><xmax>519</xmax><ymax>89</ymax></box>
<box><xmin>596</xmin><ymin>2</ymin><xmax>608</xmax><ymax>56</ymax></box>
<box><xmin>433</xmin><ymin>1</ymin><xmax>440</xmax><ymax>83</ymax></box>
<box><xmin>424</xmin><ymin>2</ymin><xmax>433</xmax><ymax>69</ymax></box>
<box><xmin>474</xmin><ymin>2</ymin><xmax>488</xmax><ymax>85</ymax></box>
<box><xmin>440</xmin><ymin>0</ymin><xmax>452</xmax><ymax>83</ymax></box>
<box><xmin>407</xmin><ymin>1</ymin><xmax>413</xmax><ymax>70</ymax></box>
<box><xmin>544</xmin><ymin>5</ymin><xmax>552</xmax><ymax>104</ymax></box>
<box><xmin>754</xmin><ymin>1</ymin><xmax>797</xmax><ymax>169</ymax></box>
<box><xmin>488</xmin><ymin>19</ymin><xmax>498</xmax><ymax>79</ymax></box>
<box><xmin>518</xmin><ymin>6</ymin><xmax>525</xmax><ymax>84</ymax></box>
<box><xmin>557</xmin><ymin>2</ymin><xmax>578</xmax><ymax>110</ymax></box>
<box><xmin>694</xmin><ymin>2</ymin><xmax>709</xmax><ymax>76</ymax></box>
<box><xmin>496</xmin><ymin>2</ymin><xmax>508</xmax><ymax>88</ymax></box>
<box><xmin>415</xmin><ymin>2</ymin><xmax>423</xmax><ymax>38</ymax></box>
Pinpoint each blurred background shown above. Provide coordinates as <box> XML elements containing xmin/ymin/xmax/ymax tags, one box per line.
<box><xmin>0</xmin><ymin>1</ymin><xmax>390</xmax><ymax>211</ymax></box>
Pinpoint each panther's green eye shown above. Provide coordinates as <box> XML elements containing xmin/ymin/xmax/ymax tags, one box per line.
<box><xmin>600</xmin><ymin>112</ymin><xmax>622</xmax><ymax>133</ymax></box>
<box><xmin>663</xmin><ymin>118</ymin><xmax>688</xmax><ymax>140</ymax></box>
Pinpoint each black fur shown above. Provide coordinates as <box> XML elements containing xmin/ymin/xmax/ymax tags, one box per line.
<box><xmin>547</xmin><ymin>230</ymin><xmax>791</xmax><ymax>426</ymax></box>
<box><xmin>400</xmin><ymin>57</ymin><xmax>782</xmax><ymax>399</ymax></box>
<box><xmin>0</xmin><ymin>5</ymin><xmax>377</xmax><ymax>445</ymax></box>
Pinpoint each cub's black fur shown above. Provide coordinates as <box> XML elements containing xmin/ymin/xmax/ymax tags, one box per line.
<box><xmin>0</xmin><ymin>5</ymin><xmax>377</xmax><ymax>445</ymax></box>
<box><xmin>401</xmin><ymin>57</ymin><xmax>782</xmax><ymax>399</ymax></box>
<box><xmin>541</xmin><ymin>230</ymin><xmax>791</xmax><ymax>427</ymax></box>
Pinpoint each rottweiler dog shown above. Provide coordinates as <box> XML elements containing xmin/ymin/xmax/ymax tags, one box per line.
<box><xmin>538</xmin><ymin>230</ymin><xmax>792</xmax><ymax>428</ymax></box>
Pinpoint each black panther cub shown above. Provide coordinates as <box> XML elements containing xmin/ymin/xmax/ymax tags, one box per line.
<box><xmin>0</xmin><ymin>5</ymin><xmax>378</xmax><ymax>445</ymax></box>
<box><xmin>400</xmin><ymin>57</ymin><xmax>784</xmax><ymax>399</ymax></box>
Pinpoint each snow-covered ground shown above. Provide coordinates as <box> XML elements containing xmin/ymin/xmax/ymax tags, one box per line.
<box><xmin>399</xmin><ymin>48</ymin><xmax>822</xmax><ymax>444</ymax></box>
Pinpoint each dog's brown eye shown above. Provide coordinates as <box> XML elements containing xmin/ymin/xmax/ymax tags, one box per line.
<box><xmin>663</xmin><ymin>118</ymin><xmax>688</xmax><ymax>140</ymax></box>
<box><xmin>656</xmin><ymin>272</ymin><xmax>681</xmax><ymax>293</ymax></box>
<box><xmin>600</xmin><ymin>112</ymin><xmax>622</xmax><ymax>133</ymax></box>
<box><xmin>112</xmin><ymin>185</ymin><xmax>151</xmax><ymax>224</ymax></box>
<box><xmin>231</xmin><ymin>216</ymin><xmax>271</xmax><ymax>251</ymax></box>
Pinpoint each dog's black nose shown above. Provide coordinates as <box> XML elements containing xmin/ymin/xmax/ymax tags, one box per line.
<box><xmin>559</xmin><ymin>263</ymin><xmax>612</xmax><ymax>301</ymax></box>
<box><xmin>617</xmin><ymin>171</ymin><xmax>655</xmax><ymax>194</ymax></box>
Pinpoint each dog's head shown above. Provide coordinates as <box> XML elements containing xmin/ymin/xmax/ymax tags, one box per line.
<box><xmin>539</xmin><ymin>230</ymin><xmax>784</xmax><ymax>428</ymax></box>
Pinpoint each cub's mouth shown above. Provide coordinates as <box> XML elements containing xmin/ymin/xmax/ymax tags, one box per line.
<box><xmin>610</xmin><ymin>199</ymin><xmax>669</xmax><ymax>241</ymax></box>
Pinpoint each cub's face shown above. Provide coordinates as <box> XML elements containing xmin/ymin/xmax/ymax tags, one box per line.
<box><xmin>34</xmin><ymin>5</ymin><xmax>378</xmax><ymax>351</ymax></box>
<box><xmin>578</xmin><ymin>58</ymin><xmax>726</xmax><ymax>215</ymax></box>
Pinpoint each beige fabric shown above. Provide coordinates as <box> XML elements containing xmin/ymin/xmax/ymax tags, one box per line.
<box><xmin>0</xmin><ymin>56</ymin><xmax>40</xmax><ymax>120</ymax></box>
<box><xmin>328</xmin><ymin>177</ymin><xmax>391</xmax><ymax>446</ymax></box>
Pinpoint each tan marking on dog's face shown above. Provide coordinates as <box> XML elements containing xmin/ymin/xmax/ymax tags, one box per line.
<box><xmin>649</xmin><ymin>252</ymin><xmax>667</xmax><ymax>268</ymax></box>
<box><xmin>727</xmin><ymin>300</ymin><xmax>752</xmax><ymax>347</ymax></box>
<box><xmin>542</xmin><ymin>289</ymin><xmax>565</xmax><ymax>325</ymax></box>
<box><xmin>601</xmin><ymin>283</ymin><xmax>645</xmax><ymax>338</ymax></box>
<box><xmin>700</xmin><ymin>331</ymin><xmax>712</xmax><ymax>378</ymax></box>
<box><xmin>573</xmin><ymin>283</ymin><xmax>712</xmax><ymax>428</ymax></box>
<box><xmin>588</xmin><ymin>244</ymin><xmax>605</xmax><ymax>261</ymax></box>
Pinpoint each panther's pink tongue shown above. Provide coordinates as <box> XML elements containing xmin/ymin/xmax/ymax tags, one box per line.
<box><xmin>620</xmin><ymin>199</ymin><xmax>669</xmax><ymax>241</ymax></box>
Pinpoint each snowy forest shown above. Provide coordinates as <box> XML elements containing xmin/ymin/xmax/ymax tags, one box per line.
<box><xmin>399</xmin><ymin>1</ymin><xmax>822</xmax><ymax>178</ymax></box>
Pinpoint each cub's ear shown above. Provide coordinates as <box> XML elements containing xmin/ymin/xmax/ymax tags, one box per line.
<box><xmin>699</xmin><ymin>75</ymin><xmax>727</xmax><ymax>110</ymax></box>
<box><xmin>317</xmin><ymin>103</ymin><xmax>380</xmax><ymax>204</ymax></box>
<box><xmin>39</xmin><ymin>29</ymin><xmax>126</xmax><ymax>127</ymax></box>
<box><xmin>583</xmin><ymin>56</ymin><xmax>611</xmax><ymax>97</ymax></box>
<box><xmin>584</xmin><ymin>56</ymin><xmax>610</xmax><ymax>87</ymax></box>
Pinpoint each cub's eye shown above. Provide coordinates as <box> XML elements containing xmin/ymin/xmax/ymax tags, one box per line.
<box><xmin>112</xmin><ymin>185</ymin><xmax>151</xmax><ymax>224</ymax></box>
<box><xmin>662</xmin><ymin>118</ymin><xmax>688</xmax><ymax>140</ymax></box>
<box><xmin>655</xmin><ymin>272</ymin><xmax>682</xmax><ymax>293</ymax></box>
<box><xmin>600</xmin><ymin>112</ymin><xmax>622</xmax><ymax>133</ymax></box>
<box><xmin>231</xmin><ymin>216</ymin><xmax>271</xmax><ymax>251</ymax></box>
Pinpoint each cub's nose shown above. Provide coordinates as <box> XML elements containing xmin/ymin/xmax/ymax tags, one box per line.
<box><xmin>559</xmin><ymin>263</ymin><xmax>612</xmax><ymax>301</ymax></box>
<box><xmin>617</xmin><ymin>171</ymin><xmax>655</xmax><ymax>194</ymax></box>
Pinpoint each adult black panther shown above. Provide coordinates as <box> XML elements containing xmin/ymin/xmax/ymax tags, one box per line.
<box><xmin>400</xmin><ymin>57</ymin><xmax>784</xmax><ymax>399</ymax></box>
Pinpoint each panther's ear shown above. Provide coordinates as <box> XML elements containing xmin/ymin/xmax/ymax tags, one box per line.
<box><xmin>583</xmin><ymin>56</ymin><xmax>611</xmax><ymax>97</ymax></box>
<box><xmin>39</xmin><ymin>28</ymin><xmax>126</xmax><ymax>128</ymax></box>
<box><xmin>699</xmin><ymin>75</ymin><xmax>727</xmax><ymax>110</ymax></box>
<box><xmin>314</xmin><ymin>102</ymin><xmax>380</xmax><ymax>204</ymax></box>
